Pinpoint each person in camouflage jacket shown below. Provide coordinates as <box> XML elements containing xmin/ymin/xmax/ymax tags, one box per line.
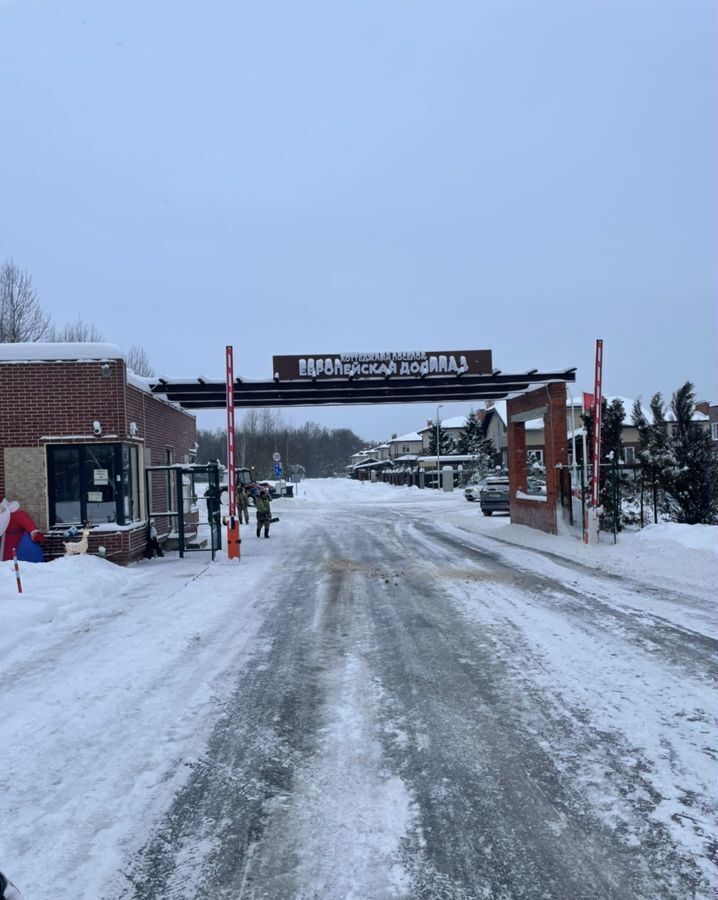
<box><xmin>255</xmin><ymin>489</ymin><xmax>272</xmax><ymax>538</ymax></box>
<box><xmin>236</xmin><ymin>484</ymin><xmax>250</xmax><ymax>525</ymax></box>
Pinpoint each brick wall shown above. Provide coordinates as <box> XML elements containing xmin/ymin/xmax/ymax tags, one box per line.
<box><xmin>0</xmin><ymin>358</ymin><xmax>128</xmax><ymax>496</ymax></box>
<box><xmin>44</xmin><ymin>525</ymin><xmax>149</xmax><ymax>565</ymax></box>
<box><xmin>125</xmin><ymin>385</ymin><xmax>197</xmax><ymax>529</ymax></box>
<box><xmin>507</xmin><ymin>383</ymin><xmax>569</xmax><ymax>534</ymax></box>
<box><xmin>1</xmin><ymin>358</ymin><xmax>197</xmax><ymax>564</ymax></box>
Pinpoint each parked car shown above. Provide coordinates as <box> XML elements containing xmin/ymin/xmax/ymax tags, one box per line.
<box><xmin>464</xmin><ymin>474</ymin><xmax>487</xmax><ymax>502</ymax></box>
<box><xmin>479</xmin><ymin>476</ymin><xmax>510</xmax><ymax>516</ymax></box>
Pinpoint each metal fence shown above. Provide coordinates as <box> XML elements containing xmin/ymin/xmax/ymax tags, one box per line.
<box><xmin>559</xmin><ymin>462</ymin><xmax>670</xmax><ymax>539</ymax></box>
<box><xmin>145</xmin><ymin>462</ymin><xmax>222</xmax><ymax>559</ymax></box>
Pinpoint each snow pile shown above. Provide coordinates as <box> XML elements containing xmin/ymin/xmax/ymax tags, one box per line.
<box><xmin>297</xmin><ymin>478</ymin><xmax>450</xmax><ymax>506</ymax></box>
<box><xmin>632</xmin><ymin>521</ymin><xmax>717</xmax><ymax>554</ymax></box>
<box><xmin>0</xmin><ymin>554</ymin><xmax>135</xmax><ymax>659</ymax></box>
<box><xmin>445</xmin><ymin>505</ymin><xmax>717</xmax><ymax>606</ymax></box>
<box><xmin>0</xmin><ymin>555</ymin><xmax>276</xmax><ymax>900</ymax></box>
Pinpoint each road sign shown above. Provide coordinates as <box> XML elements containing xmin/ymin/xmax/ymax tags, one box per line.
<box><xmin>274</xmin><ymin>462</ymin><xmax>283</xmax><ymax>477</ymax></box>
<box><xmin>273</xmin><ymin>452</ymin><xmax>281</xmax><ymax>462</ymax></box>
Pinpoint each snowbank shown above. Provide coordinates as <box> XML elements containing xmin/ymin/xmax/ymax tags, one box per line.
<box><xmin>445</xmin><ymin>504</ymin><xmax>717</xmax><ymax>604</ymax></box>
<box><xmin>632</xmin><ymin>521</ymin><xmax>717</xmax><ymax>554</ymax></box>
<box><xmin>297</xmin><ymin>477</ymin><xmax>450</xmax><ymax>506</ymax></box>
<box><xmin>0</xmin><ymin>554</ymin><xmax>136</xmax><ymax>659</ymax></box>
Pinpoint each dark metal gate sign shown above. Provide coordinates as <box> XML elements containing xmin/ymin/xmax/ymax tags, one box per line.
<box><xmin>273</xmin><ymin>349</ymin><xmax>493</xmax><ymax>380</ymax></box>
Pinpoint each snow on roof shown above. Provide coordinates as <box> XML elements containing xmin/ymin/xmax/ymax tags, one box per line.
<box><xmin>417</xmin><ymin>415</ymin><xmax>469</xmax><ymax>433</ymax></box>
<box><xmin>0</xmin><ymin>341</ymin><xmax>125</xmax><ymax>362</ymax></box>
<box><xmin>441</xmin><ymin>415</ymin><xmax>470</xmax><ymax>429</ymax></box>
<box><xmin>387</xmin><ymin>431</ymin><xmax>422</xmax><ymax>443</ymax></box>
<box><xmin>418</xmin><ymin>454</ymin><xmax>481</xmax><ymax>462</ymax></box>
<box><xmin>126</xmin><ymin>372</ymin><xmax>153</xmax><ymax>394</ymax></box>
<box><xmin>486</xmin><ymin>395</ymin><xmax>668</xmax><ymax>426</ymax></box>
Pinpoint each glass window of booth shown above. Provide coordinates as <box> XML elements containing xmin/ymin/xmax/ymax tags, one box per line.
<box><xmin>48</xmin><ymin>443</ymin><xmax>142</xmax><ymax>527</ymax></box>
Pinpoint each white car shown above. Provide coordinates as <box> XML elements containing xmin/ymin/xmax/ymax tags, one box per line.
<box><xmin>463</xmin><ymin>475</ymin><xmax>487</xmax><ymax>501</ymax></box>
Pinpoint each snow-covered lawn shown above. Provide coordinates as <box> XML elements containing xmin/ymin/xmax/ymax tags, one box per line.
<box><xmin>1</xmin><ymin>478</ymin><xmax>715</xmax><ymax>898</ymax></box>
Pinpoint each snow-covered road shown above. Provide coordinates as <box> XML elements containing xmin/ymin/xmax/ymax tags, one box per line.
<box><xmin>1</xmin><ymin>480</ymin><xmax>715</xmax><ymax>899</ymax></box>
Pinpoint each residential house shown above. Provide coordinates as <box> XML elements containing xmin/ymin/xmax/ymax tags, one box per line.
<box><xmin>387</xmin><ymin>431</ymin><xmax>423</xmax><ymax>462</ymax></box>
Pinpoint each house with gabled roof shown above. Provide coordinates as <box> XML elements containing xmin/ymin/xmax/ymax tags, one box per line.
<box><xmin>387</xmin><ymin>431</ymin><xmax>423</xmax><ymax>462</ymax></box>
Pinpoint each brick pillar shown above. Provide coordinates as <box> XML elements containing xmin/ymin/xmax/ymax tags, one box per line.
<box><xmin>508</xmin><ymin>421</ymin><xmax>527</xmax><ymax>494</ymax></box>
<box><xmin>544</xmin><ymin>382</ymin><xmax>569</xmax><ymax>512</ymax></box>
<box><xmin>507</xmin><ymin>382</ymin><xmax>570</xmax><ymax>535</ymax></box>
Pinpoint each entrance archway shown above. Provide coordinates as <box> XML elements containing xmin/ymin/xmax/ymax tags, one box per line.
<box><xmin>148</xmin><ymin>348</ymin><xmax>576</xmax><ymax>536</ymax></box>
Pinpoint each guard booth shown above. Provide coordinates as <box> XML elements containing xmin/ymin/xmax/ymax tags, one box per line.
<box><xmin>145</xmin><ymin>462</ymin><xmax>222</xmax><ymax>559</ymax></box>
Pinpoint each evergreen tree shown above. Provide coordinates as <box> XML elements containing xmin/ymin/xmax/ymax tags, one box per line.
<box><xmin>632</xmin><ymin>384</ymin><xmax>717</xmax><ymax>524</ymax></box>
<box><xmin>455</xmin><ymin>411</ymin><xmax>482</xmax><ymax>455</ymax></box>
<box><xmin>456</xmin><ymin>410</ymin><xmax>496</xmax><ymax>475</ymax></box>
<box><xmin>632</xmin><ymin>393</ymin><xmax>674</xmax><ymax>514</ymax></box>
<box><xmin>582</xmin><ymin>398</ymin><xmax>625</xmax><ymax>464</ymax></box>
<box><xmin>631</xmin><ymin>398</ymin><xmax>651</xmax><ymax>456</ymax></box>
<box><xmin>668</xmin><ymin>382</ymin><xmax>718</xmax><ymax>524</ymax></box>
<box><xmin>581</xmin><ymin>397</ymin><xmax>626</xmax><ymax>527</ymax></box>
<box><xmin>427</xmin><ymin>422</ymin><xmax>456</xmax><ymax>456</ymax></box>
<box><xmin>603</xmin><ymin>398</ymin><xmax>625</xmax><ymax>462</ymax></box>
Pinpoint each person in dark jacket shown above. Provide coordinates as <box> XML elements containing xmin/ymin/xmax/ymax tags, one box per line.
<box><xmin>255</xmin><ymin>489</ymin><xmax>271</xmax><ymax>538</ymax></box>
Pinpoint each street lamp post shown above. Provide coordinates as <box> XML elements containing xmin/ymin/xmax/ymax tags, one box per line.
<box><xmin>436</xmin><ymin>404</ymin><xmax>443</xmax><ymax>490</ymax></box>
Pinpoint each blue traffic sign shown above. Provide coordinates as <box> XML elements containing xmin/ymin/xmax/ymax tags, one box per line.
<box><xmin>273</xmin><ymin>462</ymin><xmax>283</xmax><ymax>477</ymax></box>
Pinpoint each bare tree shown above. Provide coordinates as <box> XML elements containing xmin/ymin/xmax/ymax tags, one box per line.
<box><xmin>0</xmin><ymin>259</ymin><xmax>53</xmax><ymax>342</ymax></box>
<box><xmin>51</xmin><ymin>316</ymin><xmax>105</xmax><ymax>342</ymax></box>
<box><xmin>125</xmin><ymin>343</ymin><xmax>156</xmax><ymax>377</ymax></box>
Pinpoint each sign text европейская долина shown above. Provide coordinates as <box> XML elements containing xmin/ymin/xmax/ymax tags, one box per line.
<box><xmin>272</xmin><ymin>350</ymin><xmax>492</xmax><ymax>380</ymax></box>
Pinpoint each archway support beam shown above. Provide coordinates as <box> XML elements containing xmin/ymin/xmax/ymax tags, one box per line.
<box><xmin>149</xmin><ymin>369</ymin><xmax>576</xmax><ymax>410</ymax></box>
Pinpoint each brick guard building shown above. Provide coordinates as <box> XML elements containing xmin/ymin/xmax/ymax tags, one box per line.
<box><xmin>0</xmin><ymin>343</ymin><xmax>197</xmax><ymax>564</ymax></box>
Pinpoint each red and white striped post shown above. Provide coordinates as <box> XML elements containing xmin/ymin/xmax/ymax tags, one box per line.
<box><xmin>226</xmin><ymin>346</ymin><xmax>240</xmax><ymax>559</ymax></box>
<box><xmin>584</xmin><ymin>339</ymin><xmax>604</xmax><ymax>544</ymax></box>
<box><xmin>591</xmin><ymin>339</ymin><xmax>604</xmax><ymax>508</ymax></box>
<box><xmin>12</xmin><ymin>548</ymin><xmax>23</xmax><ymax>593</ymax></box>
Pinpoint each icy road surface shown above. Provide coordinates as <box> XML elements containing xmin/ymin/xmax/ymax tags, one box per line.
<box><xmin>1</xmin><ymin>479</ymin><xmax>715</xmax><ymax>899</ymax></box>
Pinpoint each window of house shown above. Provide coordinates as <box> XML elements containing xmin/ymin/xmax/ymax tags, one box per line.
<box><xmin>621</xmin><ymin>446</ymin><xmax>635</xmax><ymax>464</ymax></box>
<box><xmin>165</xmin><ymin>448</ymin><xmax>175</xmax><ymax>512</ymax></box>
<box><xmin>48</xmin><ymin>443</ymin><xmax>142</xmax><ymax>527</ymax></box>
<box><xmin>712</xmin><ymin>423</ymin><xmax>718</xmax><ymax>441</ymax></box>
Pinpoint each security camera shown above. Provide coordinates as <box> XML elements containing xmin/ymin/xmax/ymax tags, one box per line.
<box><xmin>93</xmin><ymin>420</ymin><xmax>102</xmax><ymax>435</ymax></box>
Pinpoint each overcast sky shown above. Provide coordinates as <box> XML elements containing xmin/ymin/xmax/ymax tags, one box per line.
<box><xmin>1</xmin><ymin>0</ymin><xmax>716</xmax><ymax>442</ymax></box>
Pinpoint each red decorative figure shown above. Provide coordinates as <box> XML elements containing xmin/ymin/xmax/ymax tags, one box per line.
<box><xmin>0</xmin><ymin>498</ymin><xmax>44</xmax><ymax>562</ymax></box>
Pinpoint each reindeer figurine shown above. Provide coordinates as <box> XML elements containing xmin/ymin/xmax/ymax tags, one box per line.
<box><xmin>64</xmin><ymin>528</ymin><xmax>90</xmax><ymax>556</ymax></box>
